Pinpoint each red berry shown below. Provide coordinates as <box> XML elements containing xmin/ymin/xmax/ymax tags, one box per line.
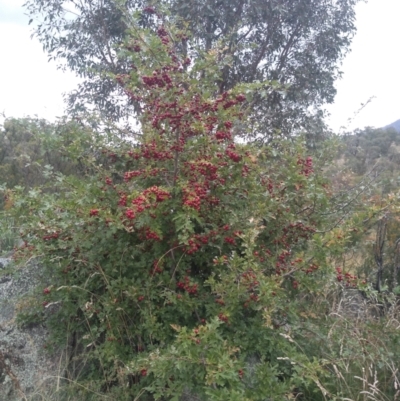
<box><xmin>143</xmin><ymin>6</ymin><xmax>155</xmax><ymax>14</ymax></box>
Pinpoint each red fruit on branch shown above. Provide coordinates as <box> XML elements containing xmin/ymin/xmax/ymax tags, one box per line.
<box><xmin>125</xmin><ymin>209</ymin><xmax>136</xmax><ymax>219</ymax></box>
<box><xmin>218</xmin><ymin>313</ymin><xmax>229</xmax><ymax>323</ymax></box>
<box><xmin>143</xmin><ymin>6</ymin><xmax>156</xmax><ymax>14</ymax></box>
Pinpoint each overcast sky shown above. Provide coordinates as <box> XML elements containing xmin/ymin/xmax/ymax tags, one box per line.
<box><xmin>0</xmin><ymin>0</ymin><xmax>399</xmax><ymax>132</ymax></box>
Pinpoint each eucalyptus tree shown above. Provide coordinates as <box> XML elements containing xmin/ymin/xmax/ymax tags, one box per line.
<box><xmin>24</xmin><ymin>0</ymin><xmax>361</xmax><ymax>139</ymax></box>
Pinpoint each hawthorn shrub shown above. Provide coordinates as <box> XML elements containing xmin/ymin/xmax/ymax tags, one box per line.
<box><xmin>9</xmin><ymin>11</ymin><xmax>398</xmax><ymax>401</ymax></box>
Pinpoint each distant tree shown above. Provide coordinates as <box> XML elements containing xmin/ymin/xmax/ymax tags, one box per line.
<box><xmin>342</xmin><ymin>126</ymin><xmax>400</xmax><ymax>180</ymax></box>
<box><xmin>25</xmin><ymin>0</ymin><xmax>360</xmax><ymax>140</ymax></box>
<box><xmin>332</xmin><ymin>127</ymin><xmax>400</xmax><ymax>292</ymax></box>
<box><xmin>0</xmin><ymin>117</ymin><xmax>93</xmax><ymax>209</ymax></box>
<box><xmin>0</xmin><ymin>118</ymin><xmax>43</xmax><ymax>189</ymax></box>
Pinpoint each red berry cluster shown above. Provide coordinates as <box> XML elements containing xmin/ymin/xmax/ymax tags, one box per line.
<box><xmin>304</xmin><ymin>263</ymin><xmax>319</xmax><ymax>274</ymax></box>
<box><xmin>140</xmin><ymin>140</ymin><xmax>173</xmax><ymax>161</ymax></box>
<box><xmin>241</xmin><ymin>270</ymin><xmax>259</xmax><ymax>290</ymax></box>
<box><xmin>186</xmin><ymin>238</ymin><xmax>202</xmax><ymax>254</ymax></box>
<box><xmin>182</xmin><ymin>189</ymin><xmax>201</xmax><ymax>211</ymax></box>
<box><xmin>297</xmin><ymin>156</ymin><xmax>313</xmax><ymax>177</ymax></box>
<box><xmin>186</xmin><ymin>230</ymin><xmax>220</xmax><ymax>254</ymax></box>
<box><xmin>143</xmin><ymin>6</ymin><xmax>156</xmax><ymax>14</ymax></box>
<box><xmin>215</xmin><ymin>130</ymin><xmax>232</xmax><ymax>142</ymax></box>
<box><xmin>118</xmin><ymin>194</ymin><xmax>127</xmax><ymax>206</ymax></box>
<box><xmin>243</xmin><ymin>292</ymin><xmax>259</xmax><ymax>308</ymax></box>
<box><xmin>225</xmin><ymin>144</ymin><xmax>242</xmax><ymax>163</ymax></box>
<box><xmin>181</xmin><ymin>158</ymin><xmax>231</xmax><ymax>211</ymax></box>
<box><xmin>157</xmin><ymin>26</ymin><xmax>169</xmax><ymax>45</ymax></box>
<box><xmin>224</xmin><ymin>237</ymin><xmax>236</xmax><ymax>245</ymax></box>
<box><xmin>42</xmin><ymin>232</ymin><xmax>59</xmax><ymax>241</ymax></box>
<box><xmin>142</xmin><ymin>72</ymin><xmax>172</xmax><ymax>88</ymax></box>
<box><xmin>185</xmin><ymin>160</ymin><xmax>218</xmax><ymax>179</ymax></box>
<box><xmin>89</xmin><ymin>209</ymin><xmax>99</xmax><ymax>217</ymax></box>
<box><xmin>218</xmin><ymin>313</ymin><xmax>229</xmax><ymax>323</ymax></box>
<box><xmin>264</xmin><ymin>178</ymin><xmax>275</xmax><ymax>194</ymax></box>
<box><xmin>125</xmin><ymin>209</ymin><xmax>135</xmax><ymax>219</ymax></box>
<box><xmin>176</xmin><ymin>276</ymin><xmax>198</xmax><ymax>295</ymax></box>
<box><xmin>145</xmin><ymin>228</ymin><xmax>161</xmax><ymax>241</ymax></box>
<box><xmin>275</xmin><ymin>250</ymin><xmax>293</xmax><ymax>275</ymax></box>
<box><xmin>336</xmin><ymin>267</ymin><xmax>357</xmax><ymax>286</ymax></box>
<box><xmin>124</xmin><ymin>170</ymin><xmax>142</xmax><ymax>181</ymax></box>
<box><xmin>242</xmin><ymin>164</ymin><xmax>250</xmax><ymax>177</ymax></box>
<box><xmin>252</xmin><ymin>249</ymin><xmax>269</xmax><ymax>264</ymax></box>
<box><xmin>123</xmin><ymin>186</ymin><xmax>171</xmax><ymax>221</ymax></box>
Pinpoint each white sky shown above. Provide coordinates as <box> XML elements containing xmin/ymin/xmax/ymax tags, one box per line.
<box><xmin>0</xmin><ymin>0</ymin><xmax>399</xmax><ymax>132</ymax></box>
<box><xmin>0</xmin><ymin>0</ymin><xmax>80</xmax><ymax>123</ymax></box>
<box><xmin>325</xmin><ymin>0</ymin><xmax>400</xmax><ymax>132</ymax></box>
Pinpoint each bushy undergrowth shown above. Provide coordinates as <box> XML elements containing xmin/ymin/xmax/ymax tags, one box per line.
<box><xmin>3</xmin><ymin>10</ymin><xmax>400</xmax><ymax>401</ymax></box>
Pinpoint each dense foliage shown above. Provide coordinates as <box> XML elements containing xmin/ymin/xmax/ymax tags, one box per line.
<box><xmin>1</xmin><ymin>3</ymin><xmax>400</xmax><ymax>401</ymax></box>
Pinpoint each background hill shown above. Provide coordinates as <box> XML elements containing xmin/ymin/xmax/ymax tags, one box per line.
<box><xmin>385</xmin><ymin>118</ymin><xmax>400</xmax><ymax>132</ymax></box>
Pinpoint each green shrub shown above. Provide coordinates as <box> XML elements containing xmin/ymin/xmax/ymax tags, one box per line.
<box><xmin>8</xmin><ymin>11</ymin><xmax>400</xmax><ymax>401</ymax></box>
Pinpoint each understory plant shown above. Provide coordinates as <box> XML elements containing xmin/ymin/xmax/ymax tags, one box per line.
<box><xmin>7</xmin><ymin>8</ymin><xmax>400</xmax><ymax>401</ymax></box>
